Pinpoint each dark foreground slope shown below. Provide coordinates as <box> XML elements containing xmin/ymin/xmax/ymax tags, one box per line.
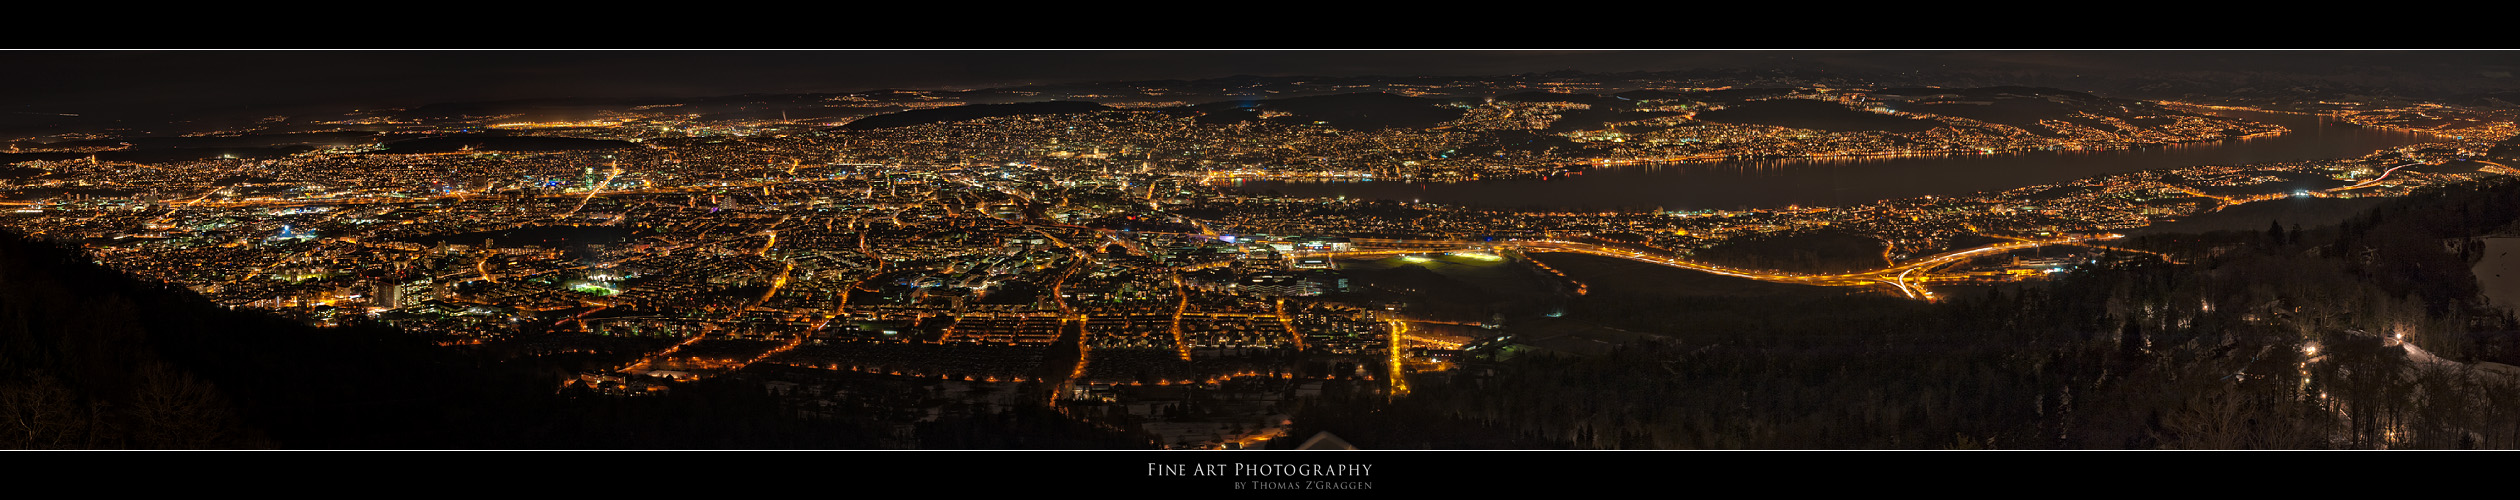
<box><xmin>0</xmin><ymin>234</ymin><xmax>1145</xmax><ymax>449</ymax></box>
<box><xmin>0</xmin><ymin>234</ymin><xmax>868</xmax><ymax>448</ymax></box>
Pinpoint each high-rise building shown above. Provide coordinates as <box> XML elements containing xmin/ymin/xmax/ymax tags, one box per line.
<box><xmin>373</xmin><ymin>281</ymin><xmax>402</xmax><ymax>309</ymax></box>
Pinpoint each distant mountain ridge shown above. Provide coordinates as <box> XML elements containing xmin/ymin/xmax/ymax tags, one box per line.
<box><xmin>1179</xmin><ymin>92</ymin><xmax>1467</xmax><ymax>130</ymax></box>
<box><xmin>839</xmin><ymin>101</ymin><xmax>1117</xmax><ymax>130</ymax></box>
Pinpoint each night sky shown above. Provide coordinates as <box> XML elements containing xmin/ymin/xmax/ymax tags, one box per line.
<box><xmin>8</xmin><ymin>50</ymin><xmax>2518</xmax><ymax>122</ymax></box>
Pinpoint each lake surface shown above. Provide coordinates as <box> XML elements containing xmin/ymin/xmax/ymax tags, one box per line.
<box><xmin>1238</xmin><ymin>110</ymin><xmax>2435</xmax><ymax>211</ymax></box>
